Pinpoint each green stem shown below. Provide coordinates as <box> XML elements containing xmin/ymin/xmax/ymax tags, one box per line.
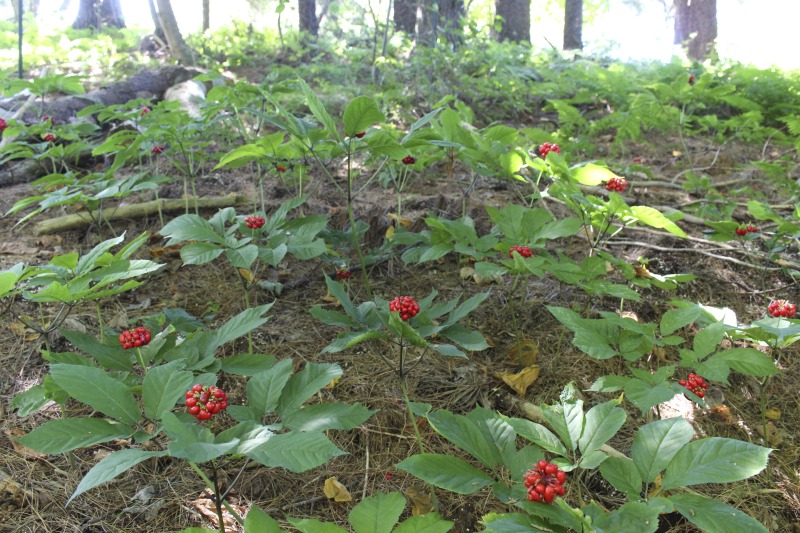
<box><xmin>508</xmin><ymin>274</ymin><xmax>523</xmax><ymax>368</ymax></box>
<box><xmin>346</xmin><ymin>142</ymin><xmax>373</xmax><ymax>298</ymax></box>
<box><xmin>239</xmin><ymin>271</ymin><xmax>254</xmax><ymax>353</ymax></box>
<box><xmin>96</xmin><ymin>303</ymin><xmax>105</xmax><ymax>343</ymax></box>
<box><xmin>134</xmin><ymin>347</ymin><xmax>147</xmax><ymax>371</ymax></box>
<box><xmin>188</xmin><ymin>461</ymin><xmax>245</xmax><ymax>526</ymax></box>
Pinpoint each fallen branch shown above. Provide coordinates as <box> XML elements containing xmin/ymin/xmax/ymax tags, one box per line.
<box><xmin>34</xmin><ymin>194</ymin><xmax>250</xmax><ymax>235</ymax></box>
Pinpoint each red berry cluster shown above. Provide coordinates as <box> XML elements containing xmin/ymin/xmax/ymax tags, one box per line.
<box><xmin>185</xmin><ymin>384</ymin><xmax>228</xmax><ymax>421</ymax></box>
<box><xmin>119</xmin><ymin>327</ymin><xmax>151</xmax><ymax>350</ymax></box>
<box><xmin>245</xmin><ymin>215</ymin><xmax>265</xmax><ymax>229</ymax></box>
<box><xmin>389</xmin><ymin>296</ymin><xmax>419</xmax><ymax>321</ymax></box>
<box><xmin>354</xmin><ymin>131</ymin><xmax>366</xmax><ymax>138</ymax></box>
<box><xmin>335</xmin><ymin>267</ymin><xmax>351</xmax><ymax>280</ymax></box>
<box><xmin>688</xmin><ymin>74</ymin><xmax>695</xmax><ymax>85</ymax></box>
<box><xmin>768</xmin><ymin>300</ymin><xmax>796</xmax><ymax>318</ymax></box>
<box><xmin>509</xmin><ymin>245</ymin><xmax>533</xmax><ymax>258</ymax></box>
<box><xmin>0</xmin><ymin>118</ymin><xmax>7</xmax><ymax>132</ymax></box>
<box><xmin>538</xmin><ymin>142</ymin><xmax>560</xmax><ymax>158</ymax></box>
<box><xmin>41</xmin><ymin>115</ymin><xmax>51</xmax><ymax>123</ymax></box>
<box><xmin>524</xmin><ymin>460</ymin><xmax>566</xmax><ymax>504</ymax></box>
<box><xmin>140</xmin><ymin>107</ymin><xmax>151</xmax><ymax>116</ymax></box>
<box><xmin>43</xmin><ymin>133</ymin><xmax>56</xmax><ymax>143</ymax></box>
<box><xmin>402</xmin><ymin>156</ymin><xmax>416</xmax><ymax>165</ymax></box>
<box><xmin>679</xmin><ymin>373</ymin><xmax>708</xmax><ymax>398</ymax></box>
<box><xmin>605</xmin><ymin>176</ymin><xmax>627</xmax><ymax>192</ymax></box>
<box><xmin>735</xmin><ymin>224</ymin><xmax>758</xmax><ymax>237</ymax></box>
<box><xmin>276</xmin><ymin>165</ymin><xmax>287</xmax><ymax>172</ymax></box>
<box><xmin>151</xmin><ymin>145</ymin><xmax>165</xmax><ymax>155</ymax></box>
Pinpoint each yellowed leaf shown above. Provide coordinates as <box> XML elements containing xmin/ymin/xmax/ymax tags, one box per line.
<box><xmin>387</xmin><ymin>213</ymin><xmax>414</xmax><ymax>230</ymax></box>
<box><xmin>323</xmin><ymin>477</ymin><xmax>352</xmax><ymax>502</ymax></box>
<box><xmin>385</xmin><ymin>225</ymin><xmax>395</xmax><ymax>239</ymax></box>
<box><xmin>498</xmin><ymin>365</ymin><xmax>541</xmax><ymax>395</ymax></box>
<box><xmin>238</xmin><ymin>268</ymin><xmax>254</xmax><ymax>284</ymax></box>
<box><xmin>406</xmin><ymin>486</ymin><xmax>434</xmax><ymax>516</ymax></box>
<box><xmin>765</xmin><ymin>408</ymin><xmax>781</xmax><ymax>420</ymax></box>
<box><xmin>505</xmin><ymin>340</ymin><xmax>538</xmax><ymax>367</ymax></box>
<box><xmin>323</xmin><ymin>376</ymin><xmax>342</xmax><ymax>390</ymax></box>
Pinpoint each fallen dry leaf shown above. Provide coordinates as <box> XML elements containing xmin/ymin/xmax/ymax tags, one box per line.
<box><xmin>0</xmin><ymin>242</ymin><xmax>40</xmax><ymax>255</ymax></box>
<box><xmin>323</xmin><ymin>477</ymin><xmax>352</xmax><ymax>502</ymax></box>
<box><xmin>459</xmin><ymin>266</ymin><xmax>475</xmax><ymax>280</ymax></box>
<box><xmin>0</xmin><ymin>469</ymin><xmax>26</xmax><ymax>508</ymax></box>
<box><xmin>766</xmin><ymin>408</ymin><xmax>781</xmax><ymax>420</ymax></box>
<box><xmin>756</xmin><ymin>421</ymin><xmax>785</xmax><ymax>447</ymax></box>
<box><xmin>406</xmin><ymin>486</ymin><xmax>434</xmax><ymax>516</ymax></box>
<box><xmin>5</xmin><ymin>429</ymin><xmax>47</xmax><ymax>459</ymax></box>
<box><xmin>8</xmin><ymin>321</ymin><xmax>39</xmax><ymax>341</ymax></box>
<box><xmin>387</xmin><ymin>213</ymin><xmax>414</xmax><ymax>230</ymax></box>
<box><xmin>505</xmin><ymin>339</ymin><xmax>539</xmax><ymax>367</ymax></box>
<box><xmin>498</xmin><ymin>365</ymin><xmax>541</xmax><ymax>395</ymax></box>
<box><xmin>323</xmin><ymin>376</ymin><xmax>342</xmax><ymax>390</ymax></box>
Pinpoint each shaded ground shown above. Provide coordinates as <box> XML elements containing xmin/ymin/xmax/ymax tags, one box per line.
<box><xmin>0</xmin><ymin>102</ymin><xmax>799</xmax><ymax>533</ymax></box>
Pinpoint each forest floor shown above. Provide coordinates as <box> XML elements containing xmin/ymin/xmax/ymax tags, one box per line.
<box><xmin>0</xmin><ymin>79</ymin><xmax>799</xmax><ymax>533</ymax></box>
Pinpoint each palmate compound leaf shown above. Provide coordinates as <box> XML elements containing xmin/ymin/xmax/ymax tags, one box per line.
<box><xmin>661</xmin><ymin>437</ymin><xmax>772</xmax><ymax>490</ymax></box>
<box><xmin>68</xmin><ymin>448</ymin><xmax>168</xmax><ymax>505</ymax></box>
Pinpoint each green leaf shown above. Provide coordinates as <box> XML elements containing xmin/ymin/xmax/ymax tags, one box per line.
<box><xmin>631</xmin><ymin>418</ymin><xmax>693</xmax><ymax>483</ymax></box>
<box><xmin>670</xmin><ymin>493</ymin><xmax>768</xmax><ymax>533</ymax></box>
<box><xmin>660</xmin><ymin>306</ymin><xmax>701</xmax><ymax>335</ymax></box>
<box><xmin>349</xmin><ymin>492</ymin><xmax>405</xmax><ymax>533</ymax></box>
<box><xmin>693</xmin><ymin>321</ymin><xmax>726</xmax><ymax>358</ymax></box>
<box><xmin>578</xmin><ymin>399</ymin><xmax>626</xmax><ymax>456</ymax></box>
<box><xmin>244</xmin><ymin>506</ymin><xmax>283</xmax><ymax>533</ymax></box>
<box><xmin>661</xmin><ymin>438</ymin><xmax>771</xmax><ymax>490</ymax></box>
<box><xmin>297</xmin><ymin>78</ymin><xmax>340</xmax><ymax>141</ymax></box>
<box><xmin>283</xmin><ymin>403</ymin><xmax>376</xmax><ymax>431</ymax></box>
<box><xmin>248</xmin><ymin>358</ymin><xmax>295</xmax><ymax>418</ymax></box>
<box><xmin>624</xmin><ymin>379</ymin><xmax>676</xmax><ymax>414</ymax></box>
<box><xmin>393</xmin><ymin>512</ymin><xmax>454</xmax><ymax>533</ymax></box>
<box><xmin>343</xmin><ymin>96</ymin><xmax>385</xmax><ymax>137</ymax></box>
<box><xmin>427</xmin><ymin>409</ymin><xmax>503</xmax><ymax>469</ymax></box>
<box><xmin>440</xmin><ymin>323</ymin><xmax>489</xmax><ymax>351</ymax></box>
<box><xmin>592</xmin><ymin>502</ymin><xmax>659</xmax><ymax>533</ymax></box>
<box><xmin>213</xmin><ymin>304</ymin><xmax>272</xmax><ymax>349</ymax></box>
<box><xmin>507</xmin><ymin>418</ymin><xmax>568</xmax><ymax>456</ymax></box>
<box><xmin>247</xmin><ymin>430</ymin><xmax>346</xmax><ymax>472</ymax></box>
<box><xmin>179</xmin><ymin>241</ymin><xmax>225</xmax><ymax>265</ymax></box>
<box><xmin>11</xmin><ymin>385</ymin><xmax>49</xmax><ymax>417</ymax></box>
<box><xmin>598</xmin><ymin>456</ymin><xmax>642</xmax><ymax>499</ymax></box>
<box><xmin>396</xmin><ymin>454</ymin><xmax>494</xmax><ymax>494</ymax></box>
<box><xmin>287</xmin><ymin>518</ymin><xmax>347</xmax><ymax>533</ymax></box>
<box><xmin>220</xmin><ymin>353</ymin><xmax>276</xmax><ymax>376</ymax></box>
<box><xmin>68</xmin><ymin>448</ymin><xmax>167</xmax><ymax>504</ymax></box>
<box><xmin>74</xmin><ymin>233</ymin><xmax>125</xmax><ymax>275</ymax></box>
<box><xmin>143</xmin><ymin>361</ymin><xmax>195</xmax><ymax>420</ymax></box>
<box><xmin>277</xmin><ymin>362</ymin><xmax>343</xmax><ymax>417</ymax></box>
<box><xmin>541</xmin><ymin>398</ymin><xmax>584</xmax><ymax>452</ymax></box>
<box><xmin>717</xmin><ymin>347</ymin><xmax>779</xmax><ymax>377</ymax></box>
<box><xmin>50</xmin><ymin>364</ymin><xmax>140</xmax><ymax>426</ymax></box>
<box><xmin>571</xmin><ymin>163</ymin><xmax>617</xmax><ymax>186</ymax></box>
<box><xmin>309</xmin><ymin>306</ymin><xmax>357</xmax><ymax>328</ymax></box>
<box><xmin>225</xmin><ymin>244</ymin><xmax>259</xmax><ymax>269</ymax></box>
<box><xmin>481</xmin><ymin>513</ymin><xmax>555</xmax><ymax>533</ymax></box>
<box><xmin>59</xmin><ymin>328</ymin><xmax>132</xmax><ymax>371</ymax></box>
<box><xmin>16</xmin><ymin>418</ymin><xmax>134</xmax><ymax>454</ymax></box>
<box><xmin>161</xmin><ymin>215</ymin><xmax>226</xmax><ymax>245</ymax></box>
<box><xmin>629</xmin><ymin>206</ymin><xmax>687</xmax><ymax>238</ymax></box>
<box><xmin>441</xmin><ymin>292</ymin><xmax>490</xmax><ymax>327</ymax></box>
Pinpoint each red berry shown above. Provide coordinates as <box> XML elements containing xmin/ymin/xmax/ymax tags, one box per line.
<box><xmin>528</xmin><ymin>490</ymin><xmax>542</xmax><ymax>502</ymax></box>
<box><xmin>336</xmin><ymin>268</ymin><xmax>351</xmax><ymax>280</ymax></box>
<box><xmin>140</xmin><ymin>107</ymin><xmax>151</xmax><ymax>116</ymax></box>
<box><xmin>354</xmin><ymin>131</ymin><xmax>366</xmax><ymax>138</ymax></box>
<box><xmin>746</xmin><ymin>224</ymin><xmax>758</xmax><ymax>233</ymax></box>
<box><xmin>197</xmin><ymin>409</ymin><xmax>211</xmax><ymax>421</ymax></box>
<box><xmin>185</xmin><ymin>397</ymin><xmax>197</xmax><ymax>407</ymax></box>
<box><xmin>538</xmin><ymin>142</ymin><xmax>561</xmax><ymax>158</ymax></box>
<box><xmin>605</xmin><ymin>176</ymin><xmax>628</xmax><ymax>192</ymax></box>
<box><xmin>151</xmin><ymin>145</ymin><xmax>165</xmax><ymax>155</ymax></box>
<box><xmin>555</xmin><ymin>470</ymin><xmax>566</xmax><ymax>484</ymax></box>
<box><xmin>245</xmin><ymin>215</ymin><xmax>265</xmax><ymax>229</ymax></box>
<box><xmin>0</xmin><ymin>118</ymin><xmax>7</xmax><ymax>132</ymax></box>
<box><xmin>389</xmin><ymin>296</ymin><xmax>419</xmax><ymax>321</ymax></box>
<box><xmin>43</xmin><ymin>133</ymin><xmax>56</xmax><ymax>142</ymax></box>
<box><xmin>769</xmin><ymin>300</ymin><xmax>796</xmax><ymax>318</ymax></box>
<box><xmin>192</xmin><ymin>384</ymin><xmax>203</xmax><ymax>392</ymax></box>
<box><xmin>189</xmin><ymin>405</ymin><xmax>200</xmax><ymax>415</ymax></box>
<box><xmin>509</xmin><ymin>245</ymin><xmax>533</xmax><ymax>258</ymax></box>
<box><xmin>688</xmin><ymin>74</ymin><xmax>695</xmax><ymax>85</ymax></box>
<box><xmin>735</xmin><ymin>227</ymin><xmax>748</xmax><ymax>237</ymax></box>
<box><xmin>537</xmin><ymin>459</ymin><xmax>548</xmax><ymax>471</ymax></box>
<box><xmin>544</xmin><ymin>463</ymin><xmax>558</xmax><ymax>475</ymax></box>
<box><xmin>402</xmin><ymin>155</ymin><xmax>416</xmax><ymax>165</ymax></box>
<box><xmin>276</xmin><ymin>165</ymin><xmax>287</xmax><ymax>172</ymax></box>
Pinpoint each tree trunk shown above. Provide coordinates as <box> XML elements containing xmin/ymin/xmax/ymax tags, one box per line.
<box><xmin>299</xmin><ymin>0</ymin><xmax>318</xmax><ymax>36</ymax></box>
<box><xmin>438</xmin><ymin>0</ymin><xmax>464</xmax><ymax>46</ymax></box>
<box><xmin>72</xmin><ymin>0</ymin><xmax>98</xmax><ymax>29</ymax></box>
<box><xmin>155</xmin><ymin>0</ymin><xmax>195</xmax><ymax>64</ymax></box>
<box><xmin>393</xmin><ymin>0</ymin><xmax>416</xmax><ymax>34</ymax></box>
<box><xmin>147</xmin><ymin>0</ymin><xmax>167</xmax><ymax>41</ymax></box>
<box><xmin>674</xmin><ymin>0</ymin><xmax>717</xmax><ymax>61</ymax></box>
<box><xmin>203</xmin><ymin>0</ymin><xmax>210</xmax><ymax>31</ymax></box>
<box><xmin>495</xmin><ymin>0</ymin><xmax>530</xmax><ymax>43</ymax></box>
<box><xmin>563</xmin><ymin>0</ymin><xmax>582</xmax><ymax>50</ymax></box>
<box><xmin>99</xmin><ymin>0</ymin><xmax>125</xmax><ymax>28</ymax></box>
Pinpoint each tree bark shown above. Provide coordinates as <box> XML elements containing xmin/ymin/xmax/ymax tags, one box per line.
<box><xmin>155</xmin><ymin>0</ymin><xmax>195</xmax><ymax>64</ymax></box>
<box><xmin>674</xmin><ymin>0</ymin><xmax>717</xmax><ymax>61</ymax></box>
<box><xmin>495</xmin><ymin>0</ymin><xmax>530</xmax><ymax>43</ymax></box>
<box><xmin>418</xmin><ymin>0</ymin><xmax>464</xmax><ymax>46</ymax></box>
<box><xmin>563</xmin><ymin>0</ymin><xmax>582</xmax><ymax>50</ymax></box>
<box><xmin>72</xmin><ymin>0</ymin><xmax>98</xmax><ymax>29</ymax></box>
<box><xmin>393</xmin><ymin>0</ymin><xmax>416</xmax><ymax>34</ymax></box>
<box><xmin>99</xmin><ymin>0</ymin><xmax>125</xmax><ymax>28</ymax></box>
<box><xmin>203</xmin><ymin>0</ymin><xmax>210</xmax><ymax>31</ymax></box>
<box><xmin>299</xmin><ymin>0</ymin><xmax>318</xmax><ymax>36</ymax></box>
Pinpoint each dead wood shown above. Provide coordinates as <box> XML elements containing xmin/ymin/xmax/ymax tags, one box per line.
<box><xmin>34</xmin><ymin>194</ymin><xmax>250</xmax><ymax>235</ymax></box>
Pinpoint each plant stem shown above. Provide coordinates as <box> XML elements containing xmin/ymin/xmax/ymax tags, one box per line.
<box><xmin>96</xmin><ymin>303</ymin><xmax>105</xmax><ymax>343</ymax></box>
<box><xmin>238</xmin><ymin>271</ymin><xmax>254</xmax><ymax>353</ymax></box>
<box><xmin>346</xmin><ymin>141</ymin><xmax>373</xmax><ymax>298</ymax></box>
<box><xmin>189</xmin><ymin>461</ymin><xmax>245</xmax><ymax>527</ymax></box>
<box><xmin>508</xmin><ymin>274</ymin><xmax>523</xmax><ymax>368</ymax></box>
